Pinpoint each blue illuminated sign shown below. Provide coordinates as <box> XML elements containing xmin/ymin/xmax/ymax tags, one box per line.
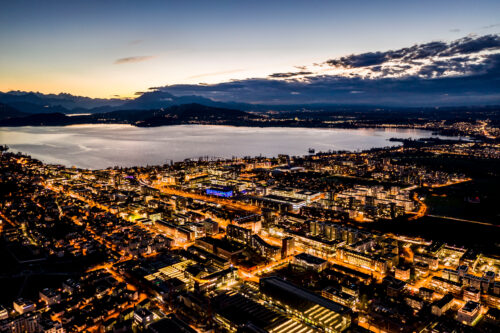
<box><xmin>206</xmin><ymin>188</ymin><xmax>233</xmax><ymax>198</ymax></box>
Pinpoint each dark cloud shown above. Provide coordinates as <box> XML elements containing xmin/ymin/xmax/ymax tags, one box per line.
<box><xmin>418</xmin><ymin>53</ymin><xmax>499</xmax><ymax>77</ymax></box>
<box><xmin>325</xmin><ymin>41</ymin><xmax>450</xmax><ymax>68</ymax></box>
<box><xmin>325</xmin><ymin>34</ymin><xmax>500</xmax><ymax>69</ymax></box>
<box><xmin>439</xmin><ymin>34</ymin><xmax>500</xmax><ymax>56</ymax></box>
<box><xmin>158</xmin><ymin>67</ymin><xmax>499</xmax><ymax>106</ymax></box>
<box><xmin>114</xmin><ymin>56</ymin><xmax>154</xmax><ymax>64</ymax></box>
<box><xmin>268</xmin><ymin>71</ymin><xmax>313</xmax><ymax>78</ymax></box>
<box><xmin>327</xmin><ymin>52</ymin><xmax>388</xmax><ymax>68</ymax></box>
<box><xmin>370</xmin><ymin>64</ymin><xmax>412</xmax><ymax>76</ymax></box>
<box><xmin>405</xmin><ymin>41</ymin><xmax>450</xmax><ymax>59</ymax></box>
<box><xmin>158</xmin><ymin>60</ymin><xmax>500</xmax><ymax>106</ymax></box>
<box><xmin>450</xmin><ymin>28</ymin><xmax>461</xmax><ymax>33</ymax></box>
<box><xmin>153</xmin><ymin>35</ymin><xmax>500</xmax><ymax>106</ymax></box>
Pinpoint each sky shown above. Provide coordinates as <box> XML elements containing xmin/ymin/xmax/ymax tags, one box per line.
<box><xmin>1</xmin><ymin>0</ymin><xmax>499</xmax><ymax>101</ymax></box>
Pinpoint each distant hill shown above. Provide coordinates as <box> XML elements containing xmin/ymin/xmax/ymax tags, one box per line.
<box><xmin>0</xmin><ymin>103</ymin><xmax>27</xmax><ymax>120</ymax></box>
<box><xmin>0</xmin><ymin>91</ymin><xmax>124</xmax><ymax>113</ymax></box>
<box><xmin>3</xmin><ymin>102</ymin><xmax>72</xmax><ymax>115</ymax></box>
<box><xmin>133</xmin><ymin>103</ymin><xmax>259</xmax><ymax>127</ymax></box>
<box><xmin>117</xmin><ymin>90</ymin><xmax>255</xmax><ymax>111</ymax></box>
<box><xmin>0</xmin><ymin>112</ymin><xmax>74</xmax><ymax>126</ymax></box>
<box><xmin>0</xmin><ymin>103</ymin><xmax>262</xmax><ymax>127</ymax></box>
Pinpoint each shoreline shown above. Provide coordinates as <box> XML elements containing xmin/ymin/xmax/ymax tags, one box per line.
<box><xmin>1</xmin><ymin>121</ymin><xmax>461</xmax><ymax>137</ymax></box>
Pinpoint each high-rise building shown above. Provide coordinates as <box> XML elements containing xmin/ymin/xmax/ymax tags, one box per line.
<box><xmin>281</xmin><ymin>236</ymin><xmax>295</xmax><ymax>259</ymax></box>
<box><xmin>310</xmin><ymin>220</ymin><xmax>319</xmax><ymax>236</ymax></box>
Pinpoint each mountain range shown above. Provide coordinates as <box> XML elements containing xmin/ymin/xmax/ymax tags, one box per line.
<box><xmin>1</xmin><ymin>90</ymin><xmax>499</xmax><ymax>129</ymax></box>
<box><xmin>0</xmin><ymin>90</ymin><xmax>387</xmax><ymax>123</ymax></box>
<box><xmin>0</xmin><ymin>90</ymin><xmax>256</xmax><ymax>118</ymax></box>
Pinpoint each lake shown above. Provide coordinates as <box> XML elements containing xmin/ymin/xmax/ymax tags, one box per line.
<box><xmin>0</xmin><ymin>124</ymin><xmax>454</xmax><ymax>169</ymax></box>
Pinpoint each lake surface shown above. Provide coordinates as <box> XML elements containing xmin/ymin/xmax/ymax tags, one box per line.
<box><xmin>0</xmin><ymin>125</ymin><xmax>454</xmax><ymax>169</ymax></box>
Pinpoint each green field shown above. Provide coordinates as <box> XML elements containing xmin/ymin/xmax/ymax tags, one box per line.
<box><xmin>423</xmin><ymin>177</ymin><xmax>500</xmax><ymax>225</ymax></box>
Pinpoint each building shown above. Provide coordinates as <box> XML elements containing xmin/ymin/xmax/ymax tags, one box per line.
<box><xmin>282</xmin><ymin>230</ymin><xmax>340</xmax><ymax>258</ymax></box>
<box><xmin>310</xmin><ymin>220</ymin><xmax>319</xmax><ymax>236</ymax></box>
<box><xmin>39</xmin><ymin>288</ymin><xmax>61</xmax><ymax>306</ymax></box>
<box><xmin>212</xmin><ymin>291</ymin><xmax>313</xmax><ymax>333</ymax></box>
<box><xmin>226</xmin><ymin>224</ymin><xmax>252</xmax><ymax>244</ymax></box>
<box><xmin>187</xmin><ymin>245</ymin><xmax>231</xmax><ymax>269</ymax></box>
<box><xmin>483</xmin><ymin>270</ymin><xmax>496</xmax><ymax>282</ymax></box>
<box><xmin>260</xmin><ymin>276</ymin><xmax>351</xmax><ymax>332</ymax></box>
<box><xmin>321</xmin><ymin>286</ymin><xmax>356</xmax><ymax>307</ymax></box>
<box><xmin>293</xmin><ymin>253</ymin><xmax>328</xmax><ymax>272</ymax></box>
<box><xmin>442</xmin><ymin>268</ymin><xmax>460</xmax><ymax>283</ymax></box>
<box><xmin>62</xmin><ymin>279</ymin><xmax>81</xmax><ymax>294</ymax></box>
<box><xmin>395</xmin><ymin>265</ymin><xmax>411</xmax><ymax>281</ymax></box>
<box><xmin>0</xmin><ymin>306</ymin><xmax>7</xmax><ymax>320</ymax></box>
<box><xmin>13</xmin><ymin>298</ymin><xmax>35</xmax><ymax>314</ymax></box>
<box><xmin>456</xmin><ymin>301</ymin><xmax>481</xmax><ymax>326</ymax></box>
<box><xmin>384</xmin><ymin>276</ymin><xmax>406</xmax><ymax>297</ymax></box>
<box><xmin>463</xmin><ymin>273</ymin><xmax>491</xmax><ymax>291</ymax></box>
<box><xmin>206</xmin><ymin>186</ymin><xmax>233</xmax><ymax>198</ymax></box>
<box><xmin>134</xmin><ymin>308</ymin><xmax>155</xmax><ymax>327</ymax></box>
<box><xmin>431</xmin><ymin>294</ymin><xmax>454</xmax><ymax>317</ymax></box>
<box><xmin>195</xmin><ymin>267</ymin><xmax>238</xmax><ymax>292</ymax></box>
<box><xmin>195</xmin><ymin>237</ymin><xmax>244</xmax><ymax>261</ymax></box>
<box><xmin>463</xmin><ymin>286</ymin><xmax>481</xmax><ymax>302</ymax></box>
<box><xmin>414</xmin><ymin>253</ymin><xmax>439</xmax><ymax>271</ymax></box>
<box><xmin>148</xmin><ymin>314</ymin><xmax>197</xmax><ymax>333</ymax></box>
<box><xmin>429</xmin><ymin>276</ymin><xmax>462</xmax><ymax>295</ymax></box>
<box><xmin>336</xmin><ymin>247</ymin><xmax>388</xmax><ymax>275</ymax></box>
<box><xmin>261</xmin><ymin>195</ymin><xmax>306</xmax><ymax>211</ymax></box>
<box><xmin>494</xmin><ymin>281</ymin><xmax>500</xmax><ymax>295</ymax></box>
<box><xmin>267</xmin><ymin>186</ymin><xmax>322</xmax><ymax>204</ymax></box>
<box><xmin>203</xmin><ymin>219</ymin><xmax>219</xmax><ymax>235</ymax></box>
<box><xmin>155</xmin><ymin>219</ymin><xmax>195</xmax><ymax>244</ymax></box>
<box><xmin>0</xmin><ymin>312</ymin><xmax>40</xmax><ymax>333</ymax></box>
<box><xmin>281</xmin><ymin>236</ymin><xmax>295</xmax><ymax>259</ymax></box>
<box><xmin>418</xmin><ymin>287</ymin><xmax>435</xmax><ymax>301</ymax></box>
<box><xmin>414</xmin><ymin>262</ymin><xmax>429</xmax><ymax>277</ymax></box>
<box><xmin>40</xmin><ymin>320</ymin><xmax>65</xmax><ymax>333</ymax></box>
<box><xmin>405</xmin><ymin>294</ymin><xmax>424</xmax><ymax>311</ymax></box>
<box><xmin>457</xmin><ymin>264</ymin><xmax>469</xmax><ymax>277</ymax></box>
<box><xmin>251</xmin><ymin>234</ymin><xmax>280</xmax><ymax>259</ymax></box>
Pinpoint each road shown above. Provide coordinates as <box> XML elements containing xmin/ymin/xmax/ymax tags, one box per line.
<box><xmin>0</xmin><ymin>209</ymin><xmax>18</xmax><ymax>228</ymax></box>
<box><xmin>408</xmin><ymin>192</ymin><xmax>427</xmax><ymax>221</ymax></box>
<box><xmin>427</xmin><ymin>214</ymin><xmax>499</xmax><ymax>227</ymax></box>
<box><xmin>427</xmin><ymin>178</ymin><xmax>472</xmax><ymax>188</ymax></box>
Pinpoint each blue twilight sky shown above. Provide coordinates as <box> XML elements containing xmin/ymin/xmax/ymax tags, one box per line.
<box><xmin>0</xmin><ymin>0</ymin><xmax>499</xmax><ymax>100</ymax></box>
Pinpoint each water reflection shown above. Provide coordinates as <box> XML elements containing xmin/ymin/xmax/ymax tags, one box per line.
<box><xmin>0</xmin><ymin>124</ymin><xmax>453</xmax><ymax>169</ymax></box>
